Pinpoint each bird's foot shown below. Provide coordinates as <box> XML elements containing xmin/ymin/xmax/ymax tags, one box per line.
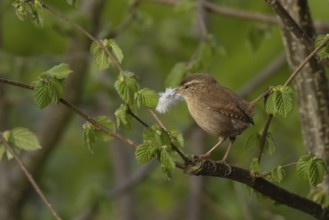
<box><xmin>192</xmin><ymin>153</ymin><xmax>210</xmax><ymax>161</ymax></box>
<box><xmin>217</xmin><ymin>159</ymin><xmax>232</xmax><ymax>176</ymax></box>
<box><xmin>192</xmin><ymin>154</ymin><xmax>219</xmax><ymax>173</ymax></box>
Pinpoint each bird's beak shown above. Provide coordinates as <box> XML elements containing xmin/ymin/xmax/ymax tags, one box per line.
<box><xmin>173</xmin><ymin>88</ymin><xmax>178</xmax><ymax>94</ymax></box>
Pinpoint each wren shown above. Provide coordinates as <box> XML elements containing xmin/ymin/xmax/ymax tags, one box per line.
<box><xmin>176</xmin><ymin>73</ymin><xmax>259</xmax><ymax>162</ymax></box>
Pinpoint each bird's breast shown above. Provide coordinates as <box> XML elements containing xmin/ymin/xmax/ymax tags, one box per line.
<box><xmin>186</xmin><ymin>99</ymin><xmax>250</xmax><ymax>138</ymax></box>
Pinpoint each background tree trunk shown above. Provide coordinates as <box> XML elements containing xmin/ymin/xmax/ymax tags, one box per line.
<box><xmin>0</xmin><ymin>0</ymin><xmax>105</xmax><ymax>219</ymax></box>
<box><xmin>277</xmin><ymin>0</ymin><xmax>329</xmax><ymax>160</ymax></box>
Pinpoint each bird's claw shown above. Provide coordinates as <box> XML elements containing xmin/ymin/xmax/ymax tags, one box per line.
<box><xmin>218</xmin><ymin>160</ymin><xmax>232</xmax><ymax>176</ymax></box>
<box><xmin>192</xmin><ymin>153</ymin><xmax>210</xmax><ymax>161</ymax></box>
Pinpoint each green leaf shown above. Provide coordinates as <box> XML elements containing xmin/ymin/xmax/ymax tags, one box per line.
<box><xmin>271</xmin><ymin>165</ymin><xmax>285</xmax><ymax>183</ymax></box>
<box><xmin>265</xmin><ymin>85</ymin><xmax>294</xmax><ymax>117</ymax></box>
<box><xmin>296</xmin><ymin>154</ymin><xmax>312</xmax><ymax>179</ymax></box>
<box><xmin>48</xmin><ymin>79</ymin><xmax>64</xmax><ymax>102</ymax></box>
<box><xmin>47</xmin><ymin>63</ymin><xmax>73</xmax><ymax>80</ymax></box>
<box><xmin>315</xmin><ymin>34</ymin><xmax>329</xmax><ymax>59</ymax></box>
<box><xmin>33</xmin><ymin>77</ymin><xmax>64</xmax><ymax>108</ymax></box>
<box><xmin>142</xmin><ymin>125</ymin><xmax>172</xmax><ymax>150</ymax></box>
<box><xmin>82</xmin><ymin>123</ymin><xmax>96</xmax><ymax>153</ymax></box>
<box><xmin>108</xmin><ymin>39</ymin><xmax>124</xmax><ymax>64</ymax></box>
<box><xmin>308</xmin><ymin>157</ymin><xmax>327</xmax><ymax>186</ymax></box>
<box><xmin>160</xmin><ymin>147</ymin><xmax>175</xmax><ymax>179</ymax></box>
<box><xmin>12</xmin><ymin>0</ymin><xmax>44</xmax><ymax>26</ymax></box>
<box><xmin>250</xmin><ymin>158</ymin><xmax>260</xmax><ymax>173</ymax></box>
<box><xmin>114</xmin><ymin>71</ymin><xmax>140</xmax><ymax>104</ymax></box>
<box><xmin>168</xmin><ymin>128</ymin><xmax>184</xmax><ymax>148</ymax></box>
<box><xmin>82</xmin><ymin>116</ymin><xmax>115</xmax><ymax>153</ymax></box>
<box><xmin>91</xmin><ymin>41</ymin><xmax>110</xmax><ymax>70</ymax></box>
<box><xmin>308</xmin><ymin>187</ymin><xmax>329</xmax><ymax>206</ymax></box>
<box><xmin>90</xmin><ymin>39</ymin><xmax>124</xmax><ymax>70</ymax></box>
<box><xmin>143</xmin><ymin>125</ymin><xmax>162</xmax><ymax>147</ymax></box>
<box><xmin>135</xmin><ymin>143</ymin><xmax>155</xmax><ymax>163</ymax></box>
<box><xmin>114</xmin><ymin>104</ymin><xmax>131</xmax><ymax>128</ymax></box>
<box><xmin>33</xmin><ymin>80</ymin><xmax>52</xmax><ymax>109</ymax></box>
<box><xmin>93</xmin><ymin>116</ymin><xmax>115</xmax><ymax>142</ymax></box>
<box><xmin>297</xmin><ymin>154</ymin><xmax>328</xmax><ymax>186</ymax></box>
<box><xmin>135</xmin><ymin>88</ymin><xmax>159</xmax><ymax>108</ymax></box>
<box><xmin>165</xmin><ymin>62</ymin><xmax>187</xmax><ymax>87</ymax></box>
<box><xmin>8</xmin><ymin>127</ymin><xmax>41</xmax><ymax>150</ymax></box>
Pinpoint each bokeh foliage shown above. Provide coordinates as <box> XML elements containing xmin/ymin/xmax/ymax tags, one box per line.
<box><xmin>1</xmin><ymin>0</ymin><xmax>329</xmax><ymax>219</ymax></box>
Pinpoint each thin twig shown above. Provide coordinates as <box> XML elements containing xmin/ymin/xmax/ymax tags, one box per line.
<box><xmin>257</xmin><ymin>115</ymin><xmax>273</xmax><ymax>163</ymax></box>
<box><xmin>0</xmin><ymin>78</ymin><xmax>138</xmax><ymax>148</ymax></box>
<box><xmin>261</xmin><ymin>162</ymin><xmax>297</xmax><ymax>177</ymax></box>
<box><xmin>257</xmin><ymin>34</ymin><xmax>329</xmax><ymax>163</ymax></box>
<box><xmin>0</xmin><ymin>135</ymin><xmax>62</xmax><ymax>220</ymax></box>
<box><xmin>284</xmin><ymin>34</ymin><xmax>329</xmax><ymax>86</ymax></box>
<box><xmin>148</xmin><ymin>109</ymin><xmax>190</xmax><ymax>163</ymax></box>
<box><xmin>40</xmin><ymin>1</ymin><xmax>124</xmax><ymax>72</ymax></box>
<box><xmin>127</xmin><ymin>106</ymin><xmax>149</xmax><ymax>127</ymax></box>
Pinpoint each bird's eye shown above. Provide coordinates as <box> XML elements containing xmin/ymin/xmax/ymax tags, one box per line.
<box><xmin>184</xmin><ymin>85</ymin><xmax>189</xmax><ymax>89</ymax></box>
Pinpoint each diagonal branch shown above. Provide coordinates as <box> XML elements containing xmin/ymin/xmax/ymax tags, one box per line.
<box><xmin>181</xmin><ymin>159</ymin><xmax>329</xmax><ymax>220</ymax></box>
<box><xmin>0</xmin><ymin>135</ymin><xmax>62</xmax><ymax>220</ymax></box>
<box><xmin>0</xmin><ymin>78</ymin><xmax>138</xmax><ymax>148</ymax></box>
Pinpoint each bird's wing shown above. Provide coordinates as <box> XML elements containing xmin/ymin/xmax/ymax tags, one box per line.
<box><xmin>201</xmin><ymin>84</ymin><xmax>254</xmax><ymax>124</ymax></box>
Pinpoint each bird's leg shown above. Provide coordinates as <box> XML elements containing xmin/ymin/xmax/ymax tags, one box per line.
<box><xmin>218</xmin><ymin>137</ymin><xmax>236</xmax><ymax>175</ymax></box>
<box><xmin>194</xmin><ymin>137</ymin><xmax>226</xmax><ymax>159</ymax></box>
<box><xmin>220</xmin><ymin>137</ymin><xmax>235</xmax><ymax>162</ymax></box>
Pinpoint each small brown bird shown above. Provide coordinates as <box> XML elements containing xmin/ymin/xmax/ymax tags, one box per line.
<box><xmin>177</xmin><ymin>73</ymin><xmax>261</xmax><ymax>162</ymax></box>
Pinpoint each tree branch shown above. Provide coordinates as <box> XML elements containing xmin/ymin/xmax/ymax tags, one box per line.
<box><xmin>181</xmin><ymin>159</ymin><xmax>329</xmax><ymax>220</ymax></box>
<box><xmin>0</xmin><ymin>136</ymin><xmax>62</xmax><ymax>220</ymax></box>
<box><xmin>0</xmin><ymin>78</ymin><xmax>138</xmax><ymax>148</ymax></box>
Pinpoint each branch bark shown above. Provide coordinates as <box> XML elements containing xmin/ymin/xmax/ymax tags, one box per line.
<box><xmin>181</xmin><ymin>159</ymin><xmax>329</xmax><ymax>220</ymax></box>
<box><xmin>268</xmin><ymin>0</ymin><xmax>329</xmax><ymax>160</ymax></box>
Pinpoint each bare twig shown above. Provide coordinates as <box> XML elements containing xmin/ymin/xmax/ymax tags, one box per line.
<box><xmin>40</xmin><ymin>1</ymin><xmax>124</xmax><ymax>72</ymax></box>
<box><xmin>257</xmin><ymin>115</ymin><xmax>273</xmax><ymax>163</ymax></box>
<box><xmin>0</xmin><ymin>135</ymin><xmax>62</xmax><ymax>220</ymax></box>
<box><xmin>283</xmin><ymin>34</ymin><xmax>329</xmax><ymax>86</ymax></box>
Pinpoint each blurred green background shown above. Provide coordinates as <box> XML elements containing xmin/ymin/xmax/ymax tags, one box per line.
<box><xmin>1</xmin><ymin>0</ymin><xmax>329</xmax><ymax>219</ymax></box>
